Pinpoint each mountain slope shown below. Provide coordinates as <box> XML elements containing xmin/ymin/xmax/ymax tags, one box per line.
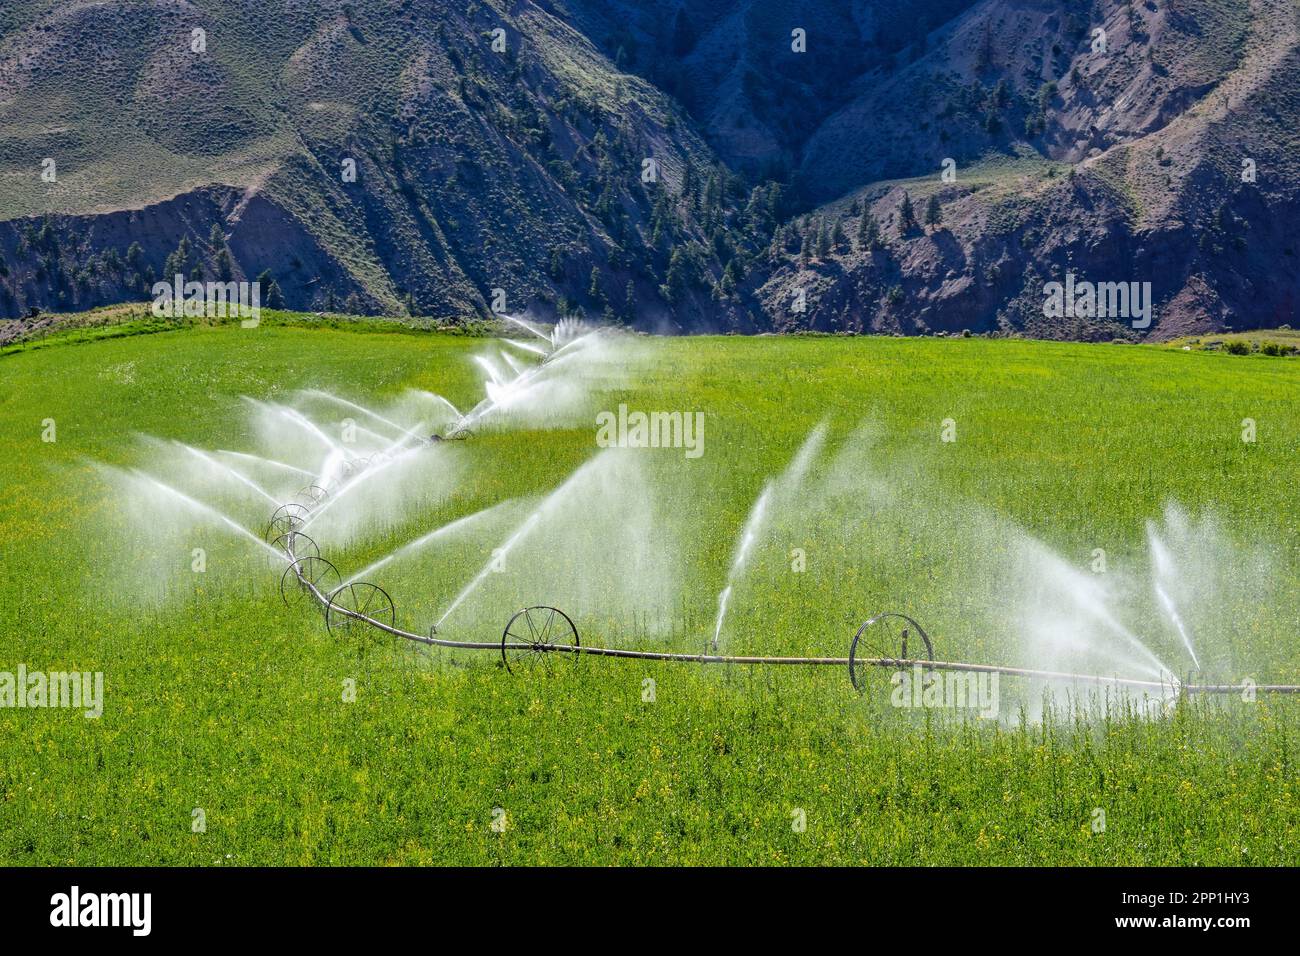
<box><xmin>0</xmin><ymin>0</ymin><xmax>1296</xmax><ymax>336</ymax></box>
<box><xmin>750</xmin><ymin>0</ymin><xmax>1300</xmax><ymax>338</ymax></box>
<box><xmin>0</xmin><ymin>0</ymin><xmax>741</xmax><ymax>326</ymax></box>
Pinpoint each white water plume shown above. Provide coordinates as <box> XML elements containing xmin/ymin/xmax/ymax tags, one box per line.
<box><xmin>216</xmin><ymin>449</ymin><xmax>316</xmax><ymax>481</ymax></box>
<box><xmin>340</xmin><ymin>500</ymin><xmax>518</xmax><ymax>587</ymax></box>
<box><xmin>456</xmin><ymin>328</ymin><xmax>636</xmax><ymax>433</ymax></box>
<box><xmin>432</xmin><ymin>449</ymin><xmax>679</xmax><ymax>635</ymax></box>
<box><xmin>550</xmin><ymin>317</ymin><xmax>596</xmax><ymax>350</ymax></box>
<box><xmin>433</xmin><ymin>451</ymin><xmax>616</xmax><ymax>628</ymax></box>
<box><xmin>435</xmin><ymin>513</ymin><xmax>543</xmax><ymax>629</ymax></box>
<box><xmin>500</xmin><ymin>312</ymin><xmax>551</xmax><ymax>343</ymax></box>
<box><xmin>500</xmin><ymin>351</ymin><xmax>528</xmax><ymax>376</ymax></box>
<box><xmin>126</xmin><ymin>469</ymin><xmax>283</xmax><ymax>560</ymax></box>
<box><xmin>300</xmin><ymin>389</ymin><xmax>427</xmax><ymax>443</ymax></box>
<box><xmin>502</xmin><ymin>338</ymin><xmax>548</xmax><ymax>357</ymax></box>
<box><xmin>296</xmin><ymin>440</ymin><xmax>446</xmax><ymax>544</ymax></box>
<box><xmin>109</xmin><ymin>391</ymin><xmax>469</xmax><ymax>588</ymax></box>
<box><xmin>406</xmin><ymin>390</ymin><xmax>463</xmax><ymax>423</ymax></box>
<box><xmin>177</xmin><ymin>443</ymin><xmax>281</xmax><ymax>506</ymax></box>
<box><xmin>242</xmin><ymin>398</ymin><xmax>344</xmax><ymax>457</ymax></box>
<box><xmin>1012</xmin><ymin>537</ymin><xmax>1178</xmax><ymax>684</ymax></box>
<box><xmin>712</xmin><ymin>484</ymin><xmax>772</xmax><ymax>652</ymax></box>
<box><xmin>711</xmin><ymin>422</ymin><xmax>828</xmax><ymax>652</ymax></box>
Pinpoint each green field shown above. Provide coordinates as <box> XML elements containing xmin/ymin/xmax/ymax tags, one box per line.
<box><xmin>1</xmin><ymin>321</ymin><xmax>1298</xmax><ymax>865</ymax></box>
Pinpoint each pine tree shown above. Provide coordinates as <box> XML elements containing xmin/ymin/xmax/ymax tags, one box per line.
<box><xmin>898</xmin><ymin>192</ymin><xmax>917</xmax><ymax>235</ymax></box>
<box><xmin>856</xmin><ymin>210</ymin><xmax>880</xmax><ymax>250</ymax></box>
<box><xmin>624</xmin><ymin>280</ymin><xmax>637</xmax><ymax>323</ymax></box>
<box><xmin>255</xmin><ymin>269</ymin><xmax>284</xmax><ymax>309</ymax></box>
<box><xmin>660</xmin><ymin>247</ymin><xmax>690</xmax><ymax>303</ymax></box>
<box><xmin>680</xmin><ymin>163</ymin><xmax>695</xmax><ymax>204</ymax></box>
<box><xmin>215</xmin><ymin>246</ymin><xmax>234</xmax><ymax>283</ymax></box>
<box><xmin>925</xmin><ymin>194</ymin><xmax>943</xmax><ymax>229</ymax></box>
<box><xmin>720</xmin><ymin>260</ymin><xmax>737</xmax><ymax>296</ymax></box>
<box><xmin>163</xmin><ymin>237</ymin><xmax>191</xmax><ymax>281</ymax></box>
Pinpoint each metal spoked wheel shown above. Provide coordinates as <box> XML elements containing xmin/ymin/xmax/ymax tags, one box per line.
<box><xmin>501</xmin><ymin>606</ymin><xmax>579</xmax><ymax>674</ymax></box>
<box><xmin>296</xmin><ymin>484</ymin><xmax>329</xmax><ymax>508</ymax></box>
<box><xmin>271</xmin><ymin>530</ymin><xmax>319</xmax><ymax>560</ymax></box>
<box><xmin>279</xmin><ymin>556</ymin><xmax>341</xmax><ymax>610</ymax></box>
<box><xmin>848</xmin><ymin>611</ymin><xmax>935</xmax><ymax>692</ymax></box>
<box><xmin>266</xmin><ymin>502</ymin><xmax>312</xmax><ymax>541</ymax></box>
<box><xmin>325</xmin><ymin>582</ymin><xmax>396</xmax><ymax>640</ymax></box>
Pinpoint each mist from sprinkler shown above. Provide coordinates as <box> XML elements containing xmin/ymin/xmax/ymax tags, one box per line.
<box><xmin>241</xmin><ymin>397</ymin><xmax>344</xmax><ymax>457</ymax></box>
<box><xmin>301</xmin><ymin>389</ymin><xmax>427</xmax><ymax>444</ymax></box>
<box><xmin>129</xmin><ymin>470</ymin><xmax>284</xmax><ymax>560</ymax></box>
<box><xmin>1148</xmin><ymin>522</ymin><xmax>1201</xmax><ymax>670</ymax></box>
<box><xmin>216</xmin><ymin>449</ymin><xmax>316</xmax><ymax>480</ymax></box>
<box><xmin>298</xmin><ymin>441</ymin><xmax>426</xmax><ymax>532</ymax></box>
<box><xmin>711</xmin><ymin>422</ymin><xmax>828</xmax><ymax>652</ymax></box>
<box><xmin>340</xmin><ymin>499</ymin><xmax>517</xmax><ymax>588</ymax></box>
<box><xmin>432</xmin><ymin>450</ymin><xmax>618</xmax><ymax>629</ymax></box>
<box><xmin>177</xmin><ymin>443</ymin><xmax>280</xmax><ymax>506</ymax></box>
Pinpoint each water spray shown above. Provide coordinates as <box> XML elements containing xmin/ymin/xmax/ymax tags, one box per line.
<box><xmin>266</xmin><ymin>494</ymin><xmax>1300</xmax><ymax>697</ymax></box>
<box><xmin>258</xmin><ymin>444</ymin><xmax>1294</xmax><ymax>697</ymax></box>
<box><xmin>115</xmin><ymin>342</ymin><xmax>1298</xmax><ymax>701</ymax></box>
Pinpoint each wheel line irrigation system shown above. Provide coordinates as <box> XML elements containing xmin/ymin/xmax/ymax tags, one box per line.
<box><xmin>244</xmin><ymin>316</ymin><xmax>1298</xmax><ymax>699</ymax></box>
<box><xmin>272</xmin><ymin>492</ymin><xmax>1300</xmax><ymax>697</ymax></box>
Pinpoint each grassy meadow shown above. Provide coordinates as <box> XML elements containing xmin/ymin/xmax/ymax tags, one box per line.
<box><xmin>0</xmin><ymin>319</ymin><xmax>1297</xmax><ymax>865</ymax></box>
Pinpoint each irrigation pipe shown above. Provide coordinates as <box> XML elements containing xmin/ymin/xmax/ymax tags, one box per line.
<box><xmin>277</xmin><ymin>535</ymin><xmax>1300</xmax><ymax>695</ymax></box>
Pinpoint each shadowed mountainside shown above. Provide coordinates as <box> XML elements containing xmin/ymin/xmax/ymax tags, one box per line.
<box><xmin>0</xmin><ymin>0</ymin><xmax>1296</xmax><ymax>336</ymax></box>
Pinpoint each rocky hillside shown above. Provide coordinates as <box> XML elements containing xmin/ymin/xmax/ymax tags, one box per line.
<box><xmin>0</xmin><ymin>0</ymin><xmax>1296</xmax><ymax>336</ymax></box>
<box><xmin>0</xmin><ymin>0</ymin><xmax>745</xmax><ymax>327</ymax></box>
<box><xmin>752</xmin><ymin>0</ymin><xmax>1300</xmax><ymax>337</ymax></box>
